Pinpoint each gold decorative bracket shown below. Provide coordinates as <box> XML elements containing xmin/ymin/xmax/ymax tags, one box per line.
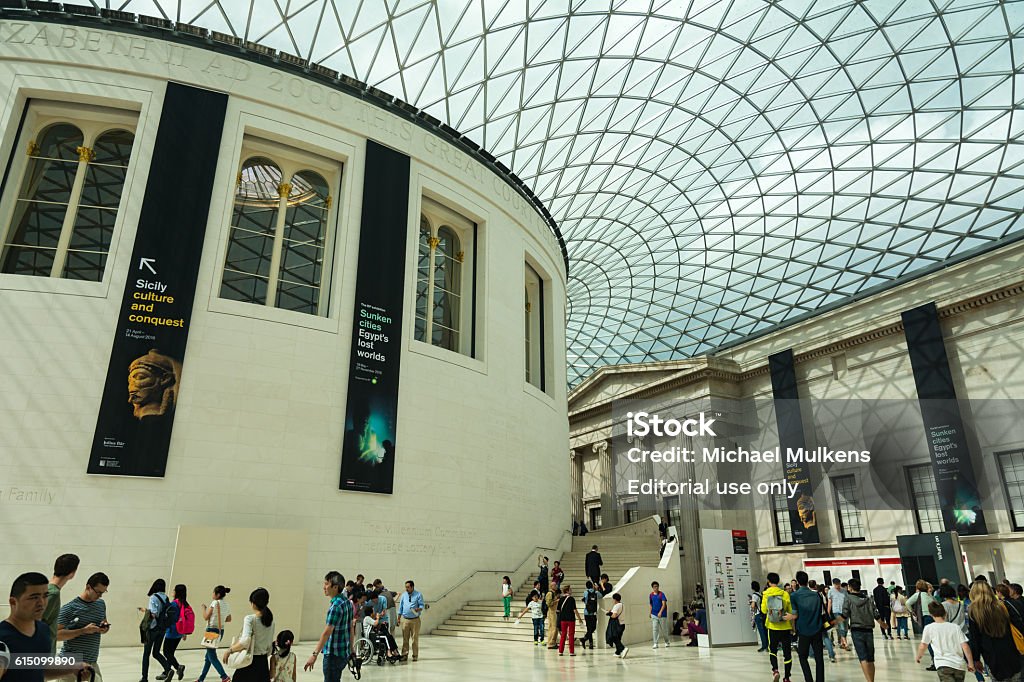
<box><xmin>76</xmin><ymin>146</ymin><xmax>94</xmax><ymax>163</ymax></box>
<box><xmin>27</xmin><ymin>141</ymin><xmax>40</xmax><ymax>156</ymax></box>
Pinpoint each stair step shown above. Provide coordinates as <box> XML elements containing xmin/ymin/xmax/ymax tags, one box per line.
<box><xmin>432</xmin><ymin>629</ymin><xmax>536</xmax><ymax>642</ymax></box>
<box><xmin>436</xmin><ymin>537</ymin><xmax>657</xmax><ymax>646</ymax></box>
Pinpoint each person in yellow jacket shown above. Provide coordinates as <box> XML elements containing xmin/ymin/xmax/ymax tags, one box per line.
<box><xmin>761</xmin><ymin>572</ymin><xmax>794</xmax><ymax>682</ymax></box>
<box><xmin>545</xmin><ymin>583</ymin><xmax>560</xmax><ymax>649</ymax></box>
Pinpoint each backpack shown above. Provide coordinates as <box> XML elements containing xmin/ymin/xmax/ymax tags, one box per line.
<box><xmin>586</xmin><ymin>589</ymin><xmax>598</xmax><ymax>614</ymax></box>
<box><xmin>175</xmin><ymin>601</ymin><xmax>195</xmax><ymax>635</ymax></box>
<box><xmin>766</xmin><ymin>594</ymin><xmax>785</xmax><ymax>624</ymax></box>
<box><xmin>154</xmin><ymin>595</ymin><xmax>179</xmax><ymax>631</ymax></box>
<box><xmin>892</xmin><ymin>596</ymin><xmax>906</xmax><ymax>614</ymax></box>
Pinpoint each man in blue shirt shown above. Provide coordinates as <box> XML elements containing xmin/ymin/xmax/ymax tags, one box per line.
<box><xmin>828</xmin><ymin>579</ymin><xmax>848</xmax><ymax>649</ymax></box>
<box><xmin>397</xmin><ymin>581</ymin><xmax>424</xmax><ymax>662</ymax></box>
<box><xmin>0</xmin><ymin>573</ymin><xmax>90</xmax><ymax>682</ymax></box>
<box><xmin>649</xmin><ymin>582</ymin><xmax>670</xmax><ymax>649</ymax></box>
<box><xmin>304</xmin><ymin>571</ymin><xmax>352</xmax><ymax>682</ymax></box>
<box><xmin>788</xmin><ymin>571</ymin><xmax>825</xmax><ymax>682</ymax></box>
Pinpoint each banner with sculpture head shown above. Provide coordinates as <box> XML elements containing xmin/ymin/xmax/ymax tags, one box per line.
<box><xmin>87</xmin><ymin>83</ymin><xmax>227</xmax><ymax>477</ymax></box>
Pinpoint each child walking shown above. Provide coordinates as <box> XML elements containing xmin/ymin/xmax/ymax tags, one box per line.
<box><xmin>916</xmin><ymin>601</ymin><xmax>975</xmax><ymax>682</ymax></box>
<box><xmin>501</xmin><ymin>576</ymin><xmax>514</xmax><ymax>622</ymax></box>
<box><xmin>516</xmin><ymin>592</ymin><xmax>546</xmax><ymax>644</ymax></box>
<box><xmin>270</xmin><ymin>630</ymin><xmax>296</xmax><ymax>682</ymax></box>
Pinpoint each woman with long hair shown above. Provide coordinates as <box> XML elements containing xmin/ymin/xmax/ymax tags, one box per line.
<box><xmin>141</xmin><ymin>579</ymin><xmax>169</xmax><ymax>682</ymax></box>
<box><xmin>155</xmin><ymin>584</ymin><xmax>188</xmax><ymax>680</ymax></box>
<box><xmin>891</xmin><ymin>586</ymin><xmax>910</xmax><ymax>640</ymax></box>
<box><xmin>967</xmin><ymin>582</ymin><xmax>1021</xmax><ymax>682</ymax></box>
<box><xmin>223</xmin><ymin>588</ymin><xmax>274</xmax><ymax>682</ymax></box>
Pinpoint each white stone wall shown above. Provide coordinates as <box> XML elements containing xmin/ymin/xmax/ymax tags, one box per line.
<box><xmin>0</xmin><ymin>22</ymin><xmax>569</xmax><ymax>645</ymax></box>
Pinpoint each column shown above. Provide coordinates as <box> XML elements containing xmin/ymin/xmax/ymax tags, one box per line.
<box><xmin>569</xmin><ymin>449</ymin><xmax>584</xmax><ymax>524</ymax></box>
<box><xmin>595</xmin><ymin>440</ymin><xmax>620</xmax><ymax>528</ymax></box>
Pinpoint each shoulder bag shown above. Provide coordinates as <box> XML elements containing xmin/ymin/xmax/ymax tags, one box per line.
<box><xmin>139</xmin><ymin>607</ymin><xmax>152</xmax><ymax>645</ymax></box>
<box><xmin>201</xmin><ymin>601</ymin><xmax>222</xmax><ymax>649</ymax></box>
<box><xmin>226</xmin><ymin>616</ymin><xmax>254</xmax><ymax>669</ymax></box>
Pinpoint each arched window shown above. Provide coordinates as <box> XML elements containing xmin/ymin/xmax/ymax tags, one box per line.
<box><xmin>220</xmin><ymin>153</ymin><xmax>335</xmax><ymax>316</ymax></box>
<box><xmin>1</xmin><ymin>113</ymin><xmax>135</xmax><ymax>281</ymax></box>
<box><xmin>415</xmin><ymin>198</ymin><xmax>474</xmax><ymax>355</ymax></box>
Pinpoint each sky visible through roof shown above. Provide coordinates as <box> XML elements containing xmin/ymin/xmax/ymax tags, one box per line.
<box><xmin>108</xmin><ymin>0</ymin><xmax>1024</xmax><ymax>386</ymax></box>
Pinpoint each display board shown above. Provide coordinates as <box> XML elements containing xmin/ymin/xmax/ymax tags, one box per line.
<box><xmin>338</xmin><ymin>140</ymin><xmax>410</xmax><ymax>494</ymax></box>
<box><xmin>701</xmin><ymin>528</ymin><xmax>756</xmax><ymax>646</ymax></box>
<box><xmin>87</xmin><ymin>82</ymin><xmax>228</xmax><ymax>477</ymax></box>
<box><xmin>896</xmin><ymin>531</ymin><xmax>969</xmax><ymax>588</ymax></box>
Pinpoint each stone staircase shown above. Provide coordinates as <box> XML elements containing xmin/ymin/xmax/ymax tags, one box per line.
<box><xmin>432</xmin><ymin>535</ymin><xmax>660</xmax><ymax>642</ymax></box>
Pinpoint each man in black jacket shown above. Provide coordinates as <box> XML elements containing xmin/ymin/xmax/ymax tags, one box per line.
<box><xmin>872</xmin><ymin>578</ymin><xmax>892</xmax><ymax>640</ymax></box>
<box><xmin>585</xmin><ymin>546</ymin><xmax>603</xmax><ymax>586</ymax></box>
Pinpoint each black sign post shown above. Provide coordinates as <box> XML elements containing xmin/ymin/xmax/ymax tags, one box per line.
<box><xmin>87</xmin><ymin>83</ymin><xmax>227</xmax><ymax>477</ymax></box>
<box><xmin>339</xmin><ymin>141</ymin><xmax>410</xmax><ymax>494</ymax></box>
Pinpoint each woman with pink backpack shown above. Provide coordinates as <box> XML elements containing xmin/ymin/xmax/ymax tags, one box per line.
<box><xmin>155</xmin><ymin>584</ymin><xmax>195</xmax><ymax>681</ymax></box>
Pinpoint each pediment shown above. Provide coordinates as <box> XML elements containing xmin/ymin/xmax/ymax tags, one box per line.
<box><xmin>568</xmin><ymin>359</ymin><xmax>708</xmax><ymax>413</ymax></box>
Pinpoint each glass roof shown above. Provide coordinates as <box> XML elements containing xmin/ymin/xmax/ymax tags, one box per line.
<box><xmin>109</xmin><ymin>0</ymin><xmax>1024</xmax><ymax>385</ymax></box>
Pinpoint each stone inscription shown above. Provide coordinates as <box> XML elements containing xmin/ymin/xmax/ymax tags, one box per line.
<box><xmin>0</xmin><ymin>20</ymin><xmax>562</xmax><ymax>270</ymax></box>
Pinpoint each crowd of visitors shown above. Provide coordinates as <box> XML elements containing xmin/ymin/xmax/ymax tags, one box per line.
<box><xmin>747</xmin><ymin>571</ymin><xmax>1024</xmax><ymax>682</ymax></box>
<box><xmin>6</xmin><ymin>551</ymin><xmax>1023</xmax><ymax>682</ymax></box>
<box><xmin>0</xmin><ymin>556</ymin><xmax>425</xmax><ymax>682</ymax></box>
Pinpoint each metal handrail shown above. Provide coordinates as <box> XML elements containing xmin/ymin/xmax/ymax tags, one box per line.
<box><xmin>430</xmin><ymin>530</ymin><xmax>571</xmax><ymax>604</ymax></box>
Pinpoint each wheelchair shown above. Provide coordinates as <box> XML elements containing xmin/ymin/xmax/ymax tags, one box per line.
<box><xmin>355</xmin><ymin>626</ymin><xmax>402</xmax><ymax>666</ymax></box>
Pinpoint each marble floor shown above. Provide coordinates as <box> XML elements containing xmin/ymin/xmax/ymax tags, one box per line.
<box><xmin>90</xmin><ymin>634</ymin><xmax>950</xmax><ymax>681</ymax></box>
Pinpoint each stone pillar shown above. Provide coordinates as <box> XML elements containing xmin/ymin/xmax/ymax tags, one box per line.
<box><xmin>678</xmin><ymin>433</ymin><xmax>703</xmax><ymax>601</ymax></box>
<box><xmin>631</xmin><ymin>434</ymin><xmax>657</xmax><ymax>519</ymax></box>
<box><xmin>595</xmin><ymin>440</ymin><xmax>619</xmax><ymax>528</ymax></box>
<box><xmin>569</xmin><ymin>449</ymin><xmax>584</xmax><ymax>525</ymax></box>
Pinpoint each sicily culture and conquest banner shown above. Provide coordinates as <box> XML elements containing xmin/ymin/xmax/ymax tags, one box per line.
<box><xmin>87</xmin><ymin>83</ymin><xmax>227</xmax><ymax>477</ymax></box>
<box><xmin>769</xmin><ymin>349</ymin><xmax>820</xmax><ymax>545</ymax></box>
<box><xmin>339</xmin><ymin>141</ymin><xmax>410</xmax><ymax>494</ymax></box>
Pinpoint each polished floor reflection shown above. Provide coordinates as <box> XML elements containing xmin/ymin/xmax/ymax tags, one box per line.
<box><xmin>91</xmin><ymin>633</ymin><xmax>952</xmax><ymax>681</ymax></box>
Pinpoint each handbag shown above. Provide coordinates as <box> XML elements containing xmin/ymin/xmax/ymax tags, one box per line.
<box><xmin>200</xmin><ymin>602</ymin><xmax>222</xmax><ymax>649</ymax></box>
<box><xmin>225</xmin><ymin>616</ymin><xmax>254</xmax><ymax>669</ymax></box>
<box><xmin>139</xmin><ymin>609</ymin><xmax>152</xmax><ymax>645</ymax></box>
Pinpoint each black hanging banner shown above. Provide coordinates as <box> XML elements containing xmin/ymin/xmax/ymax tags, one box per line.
<box><xmin>769</xmin><ymin>349</ymin><xmax>820</xmax><ymax>544</ymax></box>
<box><xmin>87</xmin><ymin>83</ymin><xmax>228</xmax><ymax>477</ymax></box>
<box><xmin>339</xmin><ymin>140</ymin><xmax>410</xmax><ymax>494</ymax></box>
<box><xmin>902</xmin><ymin>302</ymin><xmax>988</xmax><ymax>535</ymax></box>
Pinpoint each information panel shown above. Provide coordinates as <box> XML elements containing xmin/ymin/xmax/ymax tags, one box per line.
<box><xmin>87</xmin><ymin>82</ymin><xmax>227</xmax><ymax>477</ymax></box>
<box><xmin>339</xmin><ymin>140</ymin><xmax>410</xmax><ymax>494</ymax></box>
<box><xmin>702</xmin><ymin>528</ymin><xmax>755</xmax><ymax>646</ymax></box>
